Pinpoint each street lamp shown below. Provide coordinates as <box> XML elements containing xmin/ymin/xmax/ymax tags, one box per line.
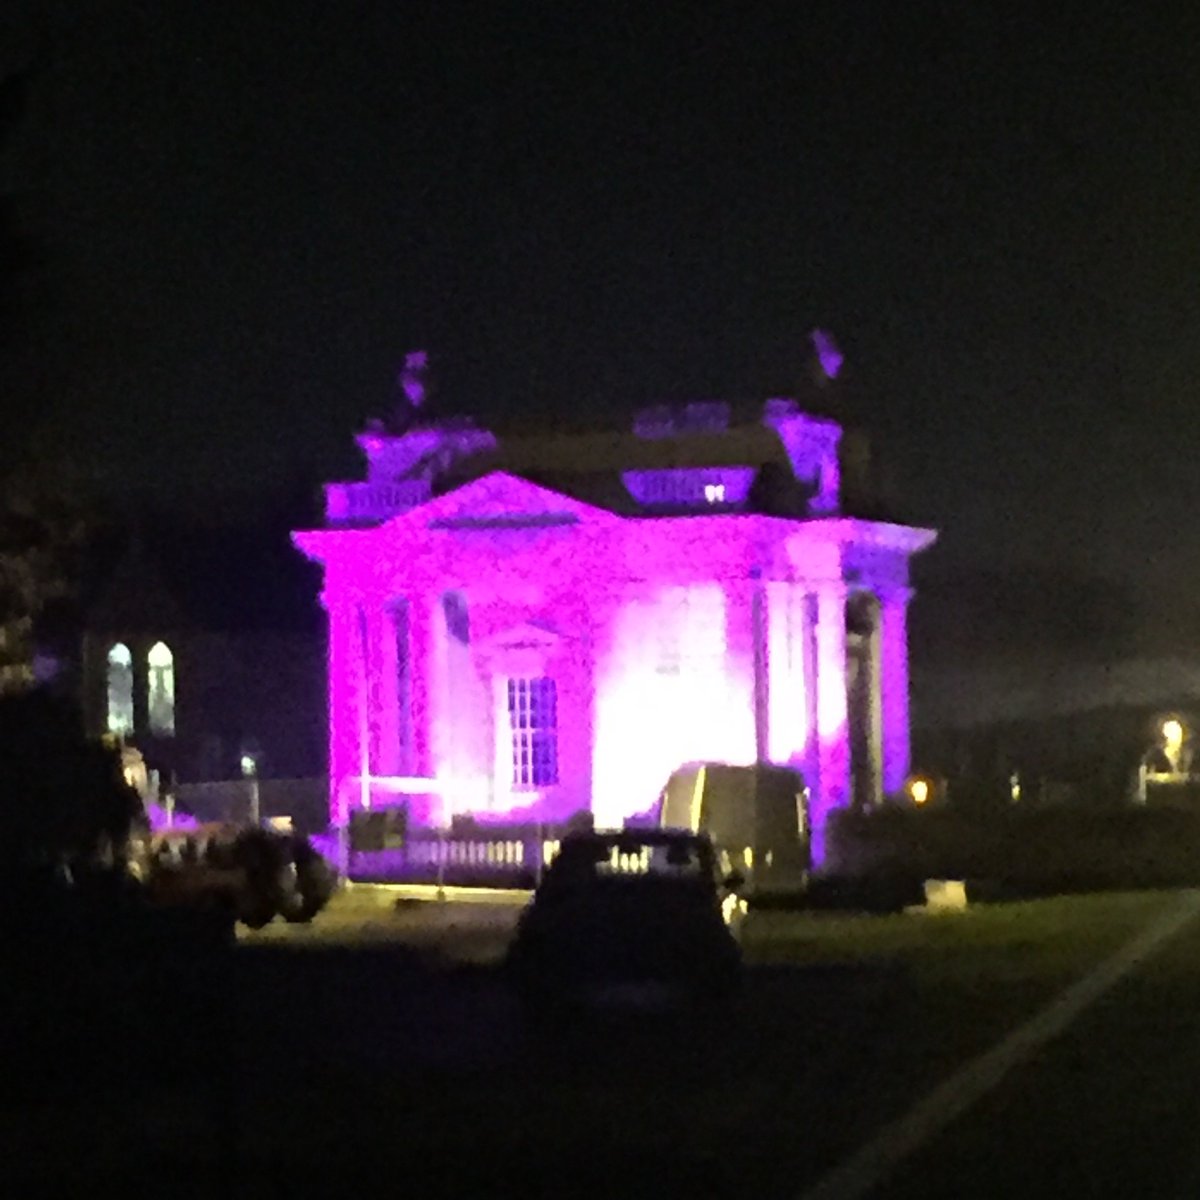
<box><xmin>908</xmin><ymin>777</ymin><xmax>930</xmax><ymax>806</ymax></box>
<box><xmin>1163</xmin><ymin>718</ymin><xmax>1185</xmax><ymax>773</ymax></box>
<box><xmin>240</xmin><ymin>752</ymin><xmax>260</xmax><ymax>826</ymax></box>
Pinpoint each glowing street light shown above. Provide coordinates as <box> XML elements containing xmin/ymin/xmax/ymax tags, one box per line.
<box><xmin>908</xmin><ymin>777</ymin><xmax>930</xmax><ymax>806</ymax></box>
<box><xmin>241</xmin><ymin>752</ymin><xmax>260</xmax><ymax>826</ymax></box>
<box><xmin>1163</xmin><ymin>718</ymin><xmax>1186</xmax><ymax>774</ymax></box>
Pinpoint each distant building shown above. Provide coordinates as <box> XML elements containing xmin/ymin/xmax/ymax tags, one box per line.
<box><xmin>294</xmin><ymin>396</ymin><xmax>936</xmax><ymax>864</ymax></box>
<box><xmin>73</xmin><ymin>522</ymin><xmax>327</xmax><ymax>824</ymax></box>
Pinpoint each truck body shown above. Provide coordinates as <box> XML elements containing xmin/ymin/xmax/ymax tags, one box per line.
<box><xmin>658</xmin><ymin>762</ymin><xmax>810</xmax><ymax>896</ymax></box>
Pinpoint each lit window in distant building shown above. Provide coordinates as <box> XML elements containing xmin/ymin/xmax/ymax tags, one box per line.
<box><xmin>147</xmin><ymin>641</ymin><xmax>175</xmax><ymax>735</ymax></box>
<box><xmin>507</xmin><ymin>676</ymin><xmax>558</xmax><ymax>790</ymax></box>
<box><xmin>106</xmin><ymin>643</ymin><xmax>134</xmax><ymax>736</ymax></box>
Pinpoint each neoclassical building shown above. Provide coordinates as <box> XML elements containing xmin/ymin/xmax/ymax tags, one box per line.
<box><xmin>293</xmin><ymin>396</ymin><xmax>936</xmax><ymax>863</ymax></box>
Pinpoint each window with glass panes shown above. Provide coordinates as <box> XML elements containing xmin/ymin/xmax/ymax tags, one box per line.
<box><xmin>507</xmin><ymin>676</ymin><xmax>558</xmax><ymax>789</ymax></box>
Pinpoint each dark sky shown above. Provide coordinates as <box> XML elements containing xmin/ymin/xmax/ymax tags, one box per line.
<box><xmin>4</xmin><ymin>2</ymin><xmax>1200</xmax><ymax>617</ymax></box>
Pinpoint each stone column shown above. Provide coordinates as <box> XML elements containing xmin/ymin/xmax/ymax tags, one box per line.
<box><xmin>322</xmin><ymin>594</ymin><xmax>363</xmax><ymax>828</ymax></box>
<box><xmin>382</xmin><ymin>598</ymin><xmax>410</xmax><ymax>776</ymax></box>
<box><xmin>810</xmin><ymin>582</ymin><xmax>849</xmax><ymax>866</ymax></box>
<box><xmin>406</xmin><ymin>593</ymin><xmax>443</xmax><ymax>781</ymax></box>
<box><xmin>764</xmin><ymin>580</ymin><xmax>809</xmax><ymax>767</ymax></box>
<box><xmin>879</xmin><ymin>586</ymin><xmax>914</xmax><ymax>796</ymax></box>
<box><xmin>718</xmin><ymin>575</ymin><xmax>760</xmax><ymax>767</ymax></box>
<box><xmin>751</xmin><ymin>571</ymin><xmax>769</xmax><ymax>762</ymax></box>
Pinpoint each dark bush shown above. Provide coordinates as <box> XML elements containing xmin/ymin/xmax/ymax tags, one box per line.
<box><xmin>0</xmin><ymin>687</ymin><xmax>141</xmax><ymax>876</ymax></box>
<box><xmin>827</xmin><ymin>804</ymin><xmax>1200</xmax><ymax>896</ymax></box>
<box><xmin>803</xmin><ymin>871</ymin><xmax>926</xmax><ymax>914</ymax></box>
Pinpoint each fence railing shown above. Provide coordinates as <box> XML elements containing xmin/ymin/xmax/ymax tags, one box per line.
<box><xmin>343</xmin><ymin>825</ymin><xmax>667</xmax><ymax>886</ymax></box>
<box><xmin>344</xmin><ymin>824</ymin><xmax>560</xmax><ymax>885</ymax></box>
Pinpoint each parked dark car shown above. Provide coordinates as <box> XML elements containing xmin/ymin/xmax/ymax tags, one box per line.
<box><xmin>505</xmin><ymin>828</ymin><xmax>743</xmax><ymax>1018</ymax></box>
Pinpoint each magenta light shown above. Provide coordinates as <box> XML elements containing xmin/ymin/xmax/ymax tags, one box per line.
<box><xmin>811</xmin><ymin>329</ymin><xmax>844</xmax><ymax>380</ymax></box>
<box><xmin>295</xmin><ymin>425</ymin><xmax>936</xmax><ymax>868</ymax></box>
<box><xmin>399</xmin><ymin>349</ymin><xmax>430</xmax><ymax>410</ymax></box>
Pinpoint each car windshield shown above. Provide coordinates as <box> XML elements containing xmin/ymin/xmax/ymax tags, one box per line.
<box><xmin>542</xmin><ymin>834</ymin><xmax>713</xmax><ymax>887</ymax></box>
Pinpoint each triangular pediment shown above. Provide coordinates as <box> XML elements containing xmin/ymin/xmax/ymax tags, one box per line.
<box><xmin>384</xmin><ymin>471</ymin><xmax>620</xmax><ymax>531</ymax></box>
<box><xmin>476</xmin><ymin>620</ymin><xmax>568</xmax><ymax>653</ymax></box>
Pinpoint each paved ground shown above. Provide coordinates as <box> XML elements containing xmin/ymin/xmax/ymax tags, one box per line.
<box><xmin>9</xmin><ymin>889</ymin><xmax>1200</xmax><ymax>1196</ymax></box>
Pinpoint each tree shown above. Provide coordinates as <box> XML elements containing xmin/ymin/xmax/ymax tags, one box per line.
<box><xmin>0</xmin><ymin>443</ymin><xmax>103</xmax><ymax>694</ymax></box>
<box><xmin>0</xmin><ymin>687</ymin><xmax>142</xmax><ymax>875</ymax></box>
<box><xmin>0</xmin><ymin>59</ymin><xmax>39</xmax><ymax>337</ymax></box>
<box><xmin>0</xmin><ymin>46</ymin><xmax>74</xmax><ymax>693</ymax></box>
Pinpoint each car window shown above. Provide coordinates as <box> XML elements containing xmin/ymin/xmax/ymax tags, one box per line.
<box><xmin>543</xmin><ymin>837</ymin><xmax>712</xmax><ymax>886</ymax></box>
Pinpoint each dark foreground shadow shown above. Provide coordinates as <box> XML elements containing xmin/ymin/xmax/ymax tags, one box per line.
<box><xmin>2</xmin><ymin>932</ymin><xmax>910</xmax><ymax>1195</ymax></box>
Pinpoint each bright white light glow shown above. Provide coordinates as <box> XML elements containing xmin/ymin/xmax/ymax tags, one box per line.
<box><xmin>592</xmin><ymin>584</ymin><xmax>752</xmax><ymax>827</ymax></box>
<box><xmin>106</xmin><ymin>642</ymin><xmax>134</xmax><ymax>736</ymax></box>
<box><xmin>147</xmin><ymin>641</ymin><xmax>175</xmax><ymax>735</ymax></box>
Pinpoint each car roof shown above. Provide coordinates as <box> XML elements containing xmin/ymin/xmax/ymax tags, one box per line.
<box><xmin>571</xmin><ymin>828</ymin><xmax>710</xmax><ymax>847</ymax></box>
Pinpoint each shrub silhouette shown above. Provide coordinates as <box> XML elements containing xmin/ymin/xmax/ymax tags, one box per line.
<box><xmin>0</xmin><ymin>687</ymin><xmax>142</xmax><ymax>875</ymax></box>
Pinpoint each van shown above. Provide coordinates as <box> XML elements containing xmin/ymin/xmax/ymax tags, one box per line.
<box><xmin>657</xmin><ymin>762</ymin><xmax>810</xmax><ymax>897</ymax></box>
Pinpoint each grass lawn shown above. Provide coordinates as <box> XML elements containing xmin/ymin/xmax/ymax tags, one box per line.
<box><xmin>8</xmin><ymin>889</ymin><xmax>1189</xmax><ymax>1193</ymax></box>
<box><xmin>874</xmin><ymin>891</ymin><xmax>1200</xmax><ymax>1200</ymax></box>
<box><xmin>239</xmin><ymin>884</ymin><xmax>527</xmax><ymax>961</ymax></box>
<box><xmin>217</xmin><ymin>889</ymin><xmax>1192</xmax><ymax>1198</ymax></box>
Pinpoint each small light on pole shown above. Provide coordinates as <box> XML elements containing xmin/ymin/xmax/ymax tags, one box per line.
<box><xmin>241</xmin><ymin>752</ymin><xmax>260</xmax><ymax>826</ymax></box>
<box><xmin>1163</xmin><ymin>718</ymin><xmax>1186</xmax><ymax>774</ymax></box>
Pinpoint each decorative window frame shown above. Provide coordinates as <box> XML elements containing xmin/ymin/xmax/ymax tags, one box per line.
<box><xmin>504</xmin><ymin>675</ymin><xmax>559</xmax><ymax>791</ymax></box>
<box><xmin>476</xmin><ymin>622</ymin><xmax>567</xmax><ymax>801</ymax></box>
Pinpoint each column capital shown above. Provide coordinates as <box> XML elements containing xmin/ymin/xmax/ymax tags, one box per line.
<box><xmin>320</xmin><ymin>588</ymin><xmax>371</xmax><ymax>612</ymax></box>
<box><xmin>877</xmin><ymin>585</ymin><xmax>915</xmax><ymax>609</ymax></box>
<box><xmin>809</xmin><ymin>579</ymin><xmax>849</xmax><ymax>600</ymax></box>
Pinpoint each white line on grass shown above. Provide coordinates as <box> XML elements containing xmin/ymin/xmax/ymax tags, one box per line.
<box><xmin>798</xmin><ymin>890</ymin><xmax>1200</xmax><ymax>1200</ymax></box>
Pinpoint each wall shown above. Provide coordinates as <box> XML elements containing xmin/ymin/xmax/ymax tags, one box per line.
<box><xmin>301</xmin><ymin>479</ymin><xmax>933</xmax><ymax>856</ymax></box>
<box><xmin>591</xmin><ymin>581</ymin><xmax>757</xmax><ymax>826</ymax></box>
<box><xmin>174</xmin><ymin>777</ymin><xmax>328</xmax><ymax>833</ymax></box>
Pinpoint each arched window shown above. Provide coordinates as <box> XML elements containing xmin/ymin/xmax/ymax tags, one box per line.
<box><xmin>106</xmin><ymin>643</ymin><xmax>134</xmax><ymax>736</ymax></box>
<box><xmin>147</xmin><ymin>641</ymin><xmax>175</xmax><ymax>735</ymax></box>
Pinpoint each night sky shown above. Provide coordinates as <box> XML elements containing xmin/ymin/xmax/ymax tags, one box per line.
<box><xmin>4</xmin><ymin>3</ymin><xmax>1200</xmax><ymax>635</ymax></box>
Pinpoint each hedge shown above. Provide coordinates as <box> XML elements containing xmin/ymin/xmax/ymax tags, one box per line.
<box><xmin>826</xmin><ymin>805</ymin><xmax>1200</xmax><ymax>895</ymax></box>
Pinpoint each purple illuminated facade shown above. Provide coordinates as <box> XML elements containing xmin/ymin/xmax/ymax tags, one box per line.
<box><xmin>293</xmin><ymin>401</ymin><xmax>936</xmax><ymax>865</ymax></box>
